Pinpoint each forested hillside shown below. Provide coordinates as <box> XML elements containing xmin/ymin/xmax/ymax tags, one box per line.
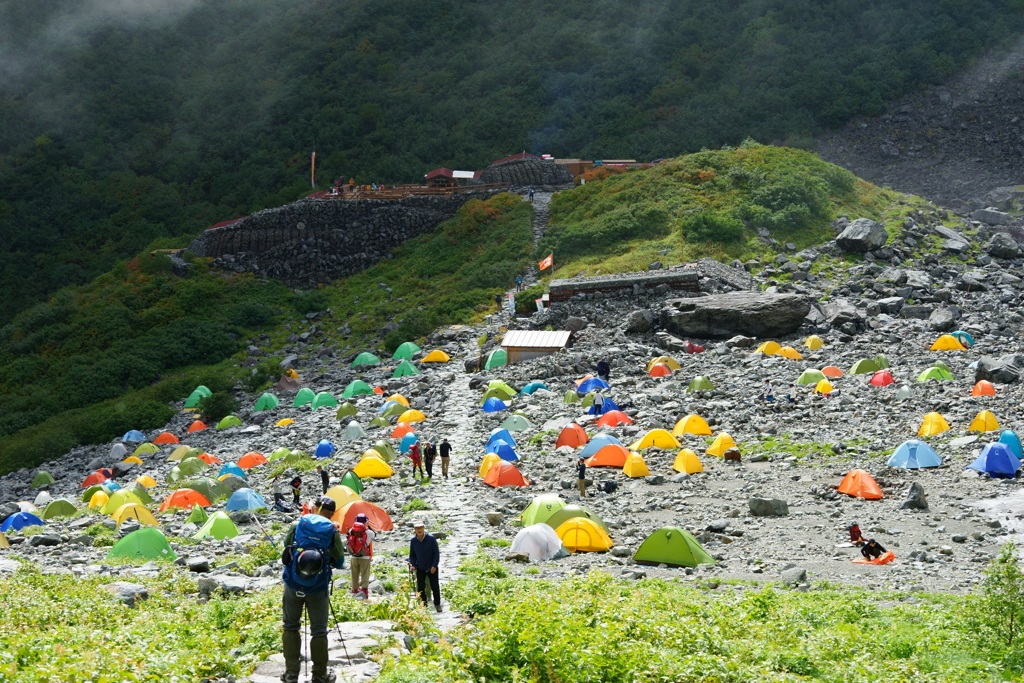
<box><xmin>1</xmin><ymin>0</ymin><xmax>1022</xmax><ymax>322</ymax></box>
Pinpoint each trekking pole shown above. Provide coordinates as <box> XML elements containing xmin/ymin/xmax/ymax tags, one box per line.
<box><xmin>252</xmin><ymin>514</ymin><xmax>281</xmax><ymax>555</ymax></box>
<box><xmin>326</xmin><ymin>584</ymin><xmax>353</xmax><ymax>665</ymax></box>
<box><xmin>301</xmin><ymin>603</ymin><xmax>308</xmax><ymax>681</ymax></box>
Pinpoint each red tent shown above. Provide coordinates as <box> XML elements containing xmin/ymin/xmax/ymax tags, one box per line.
<box><xmin>556</xmin><ymin>424</ymin><xmax>589</xmax><ymax>449</ymax></box>
<box><xmin>81</xmin><ymin>469</ymin><xmax>113</xmax><ymax>488</ymax></box>
<box><xmin>333</xmin><ymin>501</ymin><xmax>394</xmax><ymax>532</ymax></box>
<box><xmin>596</xmin><ymin>410</ymin><xmax>633</xmax><ymax>427</ymax></box>
<box><xmin>972</xmin><ymin>380</ymin><xmax>996</xmax><ymax>397</ymax></box>
<box><xmin>392</xmin><ymin>423</ymin><xmax>415</xmax><ymax>439</ymax></box>
<box><xmin>483</xmin><ymin>461</ymin><xmax>529</xmax><ymax>488</ymax></box>
<box><xmin>837</xmin><ymin>469</ymin><xmax>883</xmax><ymax>500</ymax></box>
<box><xmin>198</xmin><ymin>452</ymin><xmax>221</xmax><ymax>465</ymax></box>
<box><xmin>153</xmin><ymin>432</ymin><xmax>179</xmax><ymax>445</ymax></box>
<box><xmin>868</xmin><ymin>370</ymin><xmax>894</xmax><ymax>387</ymax></box>
<box><xmin>648</xmin><ymin>363</ymin><xmax>672</xmax><ymax>378</ymax></box>
<box><xmin>159</xmin><ymin>489</ymin><xmax>211</xmax><ymax>511</ymax></box>
<box><xmin>683</xmin><ymin>341</ymin><xmax>705</xmax><ymax>354</ymax></box>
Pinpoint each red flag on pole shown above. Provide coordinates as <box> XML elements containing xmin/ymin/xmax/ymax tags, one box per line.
<box><xmin>538</xmin><ymin>254</ymin><xmax>553</xmax><ymax>271</ymax></box>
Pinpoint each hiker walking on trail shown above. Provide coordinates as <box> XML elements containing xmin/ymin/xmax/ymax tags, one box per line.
<box><xmin>576</xmin><ymin>456</ymin><xmax>588</xmax><ymax>498</ymax></box>
<box><xmin>408</xmin><ymin>521</ymin><xmax>442</xmax><ymax>613</ymax></box>
<box><xmin>597</xmin><ymin>359</ymin><xmax>610</xmax><ymax>382</ymax></box>
<box><xmin>408</xmin><ymin>442</ymin><xmax>424</xmax><ymax>479</ymax></box>
<box><xmin>439</xmin><ymin>438</ymin><xmax>452</xmax><ymax>479</ymax></box>
<box><xmin>346</xmin><ymin>521</ymin><xmax>375</xmax><ymax>599</ymax></box>
<box><xmin>423</xmin><ymin>441</ymin><xmax>436</xmax><ymax>479</ymax></box>
<box><xmin>528</xmin><ymin>188</ymin><xmax>535</xmax><ymax>202</ymax></box>
<box><xmin>761</xmin><ymin>380</ymin><xmax>775</xmax><ymax>403</ymax></box>
<box><xmin>515</xmin><ymin>275</ymin><xmax>523</xmax><ymax>292</ymax></box>
<box><xmin>317</xmin><ymin>465</ymin><xmax>329</xmax><ymax>494</ymax></box>
<box><xmin>494</xmin><ymin>293</ymin><xmax>502</xmax><ymax>310</ymax></box>
<box><xmin>281</xmin><ymin>496</ymin><xmax>345</xmax><ymax>683</ymax></box>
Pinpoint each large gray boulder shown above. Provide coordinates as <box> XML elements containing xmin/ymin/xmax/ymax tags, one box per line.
<box><xmin>749</xmin><ymin>498</ymin><xmax>789</xmax><ymax>517</ymax></box>
<box><xmin>660</xmin><ymin>292</ymin><xmax>810</xmax><ymax>339</ymax></box>
<box><xmin>928</xmin><ymin>308</ymin><xmax>956</xmax><ymax>332</ymax></box>
<box><xmin>623</xmin><ymin>310</ymin><xmax>654</xmax><ymax>334</ymax></box>
<box><xmin>976</xmin><ymin>355</ymin><xmax>1022</xmax><ymax>384</ymax></box>
<box><xmin>971</xmin><ymin>207</ymin><xmax>1010</xmax><ymax>225</ymax></box>
<box><xmin>985</xmin><ymin>232</ymin><xmax>1020</xmax><ymax>259</ymax></box>
<box><xmin>836</xmin><ymin>219</ymin><xmax>888</xmax><ymax>253</ymax></box>
<box><xmin>823</xmin><ymin>299</ymin><xmax>863</xmax><ymax>329</ymax></box>
<box><xmin>900</xmin><ymin>482</ymin><xmax>928</xmax><ymax>511</ymax></box>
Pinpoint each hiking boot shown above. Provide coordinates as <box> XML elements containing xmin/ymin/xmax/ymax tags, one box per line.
<box><xmin>435</xmin><ymin>603</ymin><xmax>443</xmax><ymax>613</ymax></box>
<box><xmin>280</xmin><ymin>675</ymin><xmax>299</xmax><ymax>683</ymax></box>
<box><xmin>311</xmin><ymin>673</ymin><xmax>336</xmax><ymax>683</ymax></box>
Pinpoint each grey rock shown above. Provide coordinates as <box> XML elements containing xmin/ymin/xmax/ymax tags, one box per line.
<box><xmin>823</xmin><ymin>299</ymin><xmax>863</xmax><ymax>329</ymax></box>
<box><xmin>623</xmin><ymin>310</ymin><xmax>653</xmax><ymax>334</ymax></box>
<box><xmin>0</xmin><ymin>502</ymin><xmax>19</xmax><ymax>523</ymax></box>
<box><xmin>504</xmin><ymin>551</ymin><xmax>530</xmax><ymax>563</ymax></box>
<box><xmin>900</xmin><ymin>305</ymin><xmax>933</xmax><ymax>320</ymax></box>
<box><xmin>985</xmin><ymin>232</ymin><xmax>1020</xmax><ymax>259</ymax></box>
<box><xmin>648</xmin><ymin>261</ymin><xmax>663</xmax><ymax>271</ymax></box>
<box><xmin>660</xmin><ymin>292</ymin><xmax>810</xmax><ymax>339</ymax></box>
<box><xmin>928</xmin><ymin>308</ymin><xmax>956</xmax><ymax>332</ymax></box>
<box><xmin>836</xmin><ymin>219</ymin><xmax>888</xmax><ymax>253</ymax></box>
<box><xmin>103</xmin><ymin>581</ymin><xmax>149</xmax><ymax>607</ymax></box>
<box><xmin>647</xmin><ymin>475</ymin><xmax>666</xmax><ymax>485</ymax></box>
<box><xmin>198</xmin><ymin>575</ymin><xmax>248</xmax><ymax>594</ymax></box>
<box><xmin>706</xmin><ymin>519</ymin><xmax>730</xmax><ymax>533</ymax></box>
<box><xmin>780</xmin><ymin>567</ymin><xmax>807</xmax><ymax>586</ymax></box>
<box><xmin>188</xmin><ymin>556</ymin><xmax>212</xmax><ymax>573</ymax></box>
<box><xmin>485</xmin><ymin>512</ymin><xmax>504</xmax><ymax>526</ymax></box>
<box><xmin>900</xmin><ymin>482</ymin><xmax>928</xmax><ymax>511</ymax></box>
<box><xmin>565</xmin><ymin>317</ymin><xmax>587</xmax><ymax>333</ymax></box>
<box><xmin>749</xmin><ymin>498</ymin><xmax>789</xmax><ymax>517</ymax></box>
<box><xmin>28</xmin><ymin>534</ymin><xmax>61</xmax><ymax>547</ymax></box>
<box><xmin>610</xmin><ymin>546</ymin><xmax>632</xmax><ymax>558</ymax></box>
<box><xmin>976</xmin><ymin>355</ymin><xmax>1021</xmax><ymax>384</ymax></box>
<box><xmin>971</xmin><ymin>208</ymin><xmax>1010</xmax><ymax>225</ymax></box>
<box><xmin>877</xmin><ymin>296</ymin><xmax>905</xmax><ymax>314</ymax></box>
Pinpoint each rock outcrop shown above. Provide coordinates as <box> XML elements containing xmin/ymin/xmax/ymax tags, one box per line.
<box><xmin>660</xmin><ymin>292</ymin><xmax>810</xmax><ymax>338</ymax></box>
<box><xmin>478</xmin><ymin>158</ymin><xmax>573</xmax><ymax>187</ymax></box>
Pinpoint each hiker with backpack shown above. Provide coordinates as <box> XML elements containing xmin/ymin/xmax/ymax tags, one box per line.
<box><xmin>280</xmin><ymin>496</ymin><xmax>345</xmax><ymax>683</ymax></box>
<box><xmin>346</xmin><ymin>520</ymin><xmax>375</xmax><ymax>599</ymax></box>
<box><xmin>439</xmin><ymin>438</ymin><xmax>452</xmax><ymax>479</ymax></box>
<box><xmin>408</xmin><ymin>442</ymin><xmax>424</xmax><ymax>479</ymax></box>
<box><xmin>408</xmin><ymin>520</ymin><xmax>442</xmax><ymax>613</ymax></box>
<box><xmin>423</xmin><ymin>441</ymin><xmax>436</xmax><ymax>479</ymax></box>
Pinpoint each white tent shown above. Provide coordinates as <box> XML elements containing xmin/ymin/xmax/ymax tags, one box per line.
<box><xmin>110</xmin><ymin>443</ymin><xmax>127</xmax><ymax>459</ymax></box>
<box><xmin>33</xmin><ymin>490</ymin><xmax>53</xmax><ymax>508</ymax></box>
<box><xmin>344</xmin><ymin>421</ymin><xmax>366</xmax><ymax>441</ymax></box>
<box><xmin>510</xmin><ymin>523</ymin><xmax>569</xmax><ymax>561</ymax></box>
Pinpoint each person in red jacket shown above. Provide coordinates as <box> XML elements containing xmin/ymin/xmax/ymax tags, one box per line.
<box><xmin>408</xmin><ymin>443</ymin><xmax>424</xmax><ymax>479</ymax></box>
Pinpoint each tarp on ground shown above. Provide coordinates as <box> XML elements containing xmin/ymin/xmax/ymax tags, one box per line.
<box><xmin>634</xmin><ymin>527</ymin><xmax>716</xmax><ymax>568</ymax></box>
<box><xmin>837</xmin><ymin>469</ymin><xmax>883</xmax><ymax>499</ymax></box>
<box><xmin>107</xmin><ymin>528</ymin><xmax>177</xmax><ymax>562</ymax></box>
<box><xmin>225</xmin><ymin>488</ymin><xmax>266</xmax><ymax>512</ymax></box>
<box><xmin>193</xmin><ymin>511</ymin><xmax>240</xmax><ymax>540</ymax></box>
<box><xmin>392</xmin><ymin>342</ymin><xmax>421</xmax><ymax>360</ymax></box>
<box><xmin>967</xmin><ymin>443</ymin><xmax>1021</xmax><ymax>478</ymax></box>
<box><xmin>555</xmin><ymin>518</ymin><xmax>612</xmax><ymax>552</ymax></box>
<box><xmin>342</xmin><ymin>380</ymin><xmax>375</xmax><ymax>399</ymax></box>
<box><xmin>518</xmin><ymin>495</ymin><xmax>567</xmax><ymax>526</ymax></box>
<box><xmin>887</xmin><ymin>440</ymin><xmax>941</xmax><ymax>469</ymax></box>
<box><xmin>510</xmin><ymin>524</ymin><xmax>570</xmax><ymax>561</ymax></box>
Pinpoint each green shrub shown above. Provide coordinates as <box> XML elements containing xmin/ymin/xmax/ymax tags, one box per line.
<box><xmin>292</xmin><ymin>290</ymin><xmax>328</xmax><ymax>314</ymax></box>
<box><xmin>241</xmin><ymin>360</ymin><xmax>280</xmax><ymax>393</ymax></box>
<box><xmin>979</xmin><ymin>543</ymin><xmax>1024</xmax><ymax>649</ymax></box>
<box><xmin>477</xmin><ymin>538</ymin><xmax>511</xmax><ymax>548</ymax></box>
<box><xmin>401</xmin><ymin>498</ymin><xmax>430</xmax><ymax>512</ymax></box>
<box><xmin>515</xmin><ymin>284</ymin><xmax>546</xmax><ymax>315</ymax></box>
<box><xmin>228</xmin><ymin>302</ymin><xmax>275</xmax><ymax>328</ymax></box>
<box><xmin>199</xmin><ymin>391</ymin><xmax>240</xmax><ymax>423</ymax></box>
<box><xmin>681</xmin><ymin>211</ymin><xmax>745</xmax><ymax>243</ymax></box>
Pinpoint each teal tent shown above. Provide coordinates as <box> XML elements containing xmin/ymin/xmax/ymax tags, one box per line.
<box><xmin>484</xmin><ymin>348</ymin><xmax>507</xmax><ymax>370</ymax></box>
<box><xmin>293</xmin><ymin>387</ymin><xmax>316</xmax><ymax>407</ymax></box>
<box><xmin>392</xmin><ymin>342</ymin><xmax>421</xmax><ymax>360</ymax></box>
<box><xmin>392</xmin><ymin>360</ymin><xmax>422</xmax><ymax>378</ymax></box>
<box><xmin>253</xmin><ymin>393</ymin><xmax>280</xmax><ymax>411</ymax></box>
<box><xmin>352</xmin><ymin>352</ymin><xmax>381</xmax><ymax>367</ymax></box>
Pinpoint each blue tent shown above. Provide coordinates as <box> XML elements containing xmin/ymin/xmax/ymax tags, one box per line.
<box><xmin>951</xmin><ymin>330</ymin><xmax>975</xmax><ymax>347</ymax></box>
<box><xmin>400</xmin><ymin>433</ymin><xmax>419</xmax><ymax>453</ymax></box>
<box><xmin>0</xmin><ymin>512</ymin><xmax>44</xmax><ymax>532</ymax></box>
<box><xmin>580</xmin><ymin>434</ymin><xmax>624</xmax><ymax>459</ymax></box>
<box><xmin>587</xmin><ymin>398</ymin><xmax>621</xmax><ymax>416</ymax></box>
<box><xmin>378</xmin><ymin>400</ymin><xmax>401</xmax><ymax>414</ymax></box>
<box><xmin>998</xmin><ymin>430</ymin><xmax>1023</xmax><ymax>459</ymax></box>
<box><xmin>887</xmin><ymin>440</ymin><xmax>942</xmax><ymax>469</ymax></box>
<box><xmin>577</xmin><ymin>378</ymin><xmax>610</xmax><ymax>393</ymax></box>
<box><xmin>486</xmin><ymin>439</ymin><xmax>519</xmax><ymax>461</ymax></box>
<box><xmin>105</xmin><ymin>481</ymin><xmax>122</xmax><ymax>491</ymax></box>
<box><xmin>314</xmin><ymin>440</ymin><xmax>336</xmax><ymax>459</ymax></box>
<box><xmin>967</xmin><ymin>443</ymin><xmax>1021</xmax><ymax>478</ymax></box>
<box><xmin>218</xmin><ymin>463</ymin><xmax>247</xmax><ymax>479</ymax></box>
<box><xmin>487</xmin><ymin>428</ymin><xmax>517</xmax><ymax>448</ymax></box>
<box><xmin>225</xmin><ymin>488</ymin><xmax>266</xmax><ymax>512</ymax></box>
<box><xmin>521</xmin><ymin>382</ymin><xmax>549</xmax><ymax>395</ymax></box>
<box><xmin>122</xmin><ymin>430</ymin><xmax>146</xmax><ymax>442</ymax></box>
<box><xmin>482</xmin><ymin>398</ymin><xmax>508</xmax><ymax>413</ymax></box>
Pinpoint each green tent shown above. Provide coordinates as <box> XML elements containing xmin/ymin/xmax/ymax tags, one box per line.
<box><xmin>182</xmin><ymin>447</ymin><xmax>205</xmax><ymax>461</ymax></box>
<box><xmin>341</xmin><ymin>471</ymin><xmax>364</xmax><ymax>494</ymax></box>
<box><xmin>352</xmin><ymin>352</ymin><xmax>381</xmax><ymax>367</ymax></box>
<box><xmin>283</xmin><ymin>450</ymin><xmax>312</xmax><ymax>466</ymax></box>
<box><xmin>311</xmin><ymin>392</ymin><xmax>338</xmax><ymax>410</ymax></box>
<box><xmin>580</xmin><ymin>391</ymin><xmax>595</xmax><ymax>408</ymax></box>
<box><xmin>183</xmin><ymin>477</ymin><xmax>232</xmax><ymax>502</ymax></box>
<box><xmin>372</xmin><ymin>440</ymin><xmax>399</xmax><ymax>463</ymax></box>
<box><xmin>253</xmin><ymin>393</ymin><xmax>280</xmax><ymax>411</ymax></box>
<box><xmin>193</xmin><ymin>511</ymin><xmax>240</xmax><ymax>540</ymax></box>
<box><xmin>168</xmin><ymin>458</ymin><xmax>206</xmax><ymax>483</ymax></box>
<box><xmin>687</xmin><ymin>376</ymin><xmax>715</xmax><ymax>392</ymax></box>
<box><xmin>219</xmin><ymin>474</ymin><xmax>249</xmax><ymax>492</ymax></box>
<box><xmin>41</xmin><ymin>499</ymin><xmax>77</xmax><ymax>520</ymax></box>
<box><xmin>484</xmin><ymin>348</ymin><xmax>507</xmax><ymax>370</ymax></box>
<box><xmin>31</xmin><ymin>471</ymin><xmax>55</xmax><ymax>489</ymax></box>
<box><xmin>392</xmin><ymin>342</ymin><xmax>422</xmax><ymax>360</ymax></box>
<box><xmin>392</xmin><ymin>360</ymin><xmax>421</xmax><ymax>378</ymax></box>
<box><xmin>336</xmin><ymin>402</ymin><xmax>358</xmax><ymax>419</ymax></box>
<box><xmin>133</xmin><ymin>443</ymin><xmax>160</xmax><ymax>456</ymax></box>
<box><xmin>502</xmin><ymin>415</ymin><xmax>531</xmax><ymax>431</ymax></box>
<box><xmin>217</xmin><ymin>415</ymin><xmax>243</xmax><ymax>429</ymax></box>
<box><xmin>269</xmin><ymin>447</ymin><xmax>292</xmax><ymax>461</ymax></box>
<box><xmin>186</xmin><ymin>504</ymin><xmax>209</xmax><ymax>524</ymax></box>
<box><xmin>368</xmin><ymin>416</ymin><xmax>390</xmax><ymax>429</ymax></box>
<box><xmin>184</xmin><ymin>385</ymin><xmax>213</xmax><ymax>409</ymax></box>
<box><xmin>342</xmin><ymin>380</ymin><xmax>374</xmax><ymax>400</ymax></box>
<box><xmin>518</xmin><ymin>495</ymin><xmax>567</xmax><ymax>526</ymax></box>
<box><xmin>874</xmin><ymin>354</ymin><xmax>890</xmax><ymax>370</ymax></box>
<box><xmin>381</xmin><ymin>402</ymin><xmax>407</xmax><ymax>418</ymax></box>
<box><xmin>917</xmin><ymin>366</ymin><xmax>953</xmax><ymax>382</ymax></box>
<box><xmin>849</xmin><ymin>359</ymin><xmax>880</xmax><ymax>375</ymax></box>
<box><xmin>488</xmin><ymin>380</ymin><xmax>517</xmax><ymax>396</ymax></box>
<box><xmin>293</xmin><ymin>387</ymin><xmax>316</xmax><ymax>407</ymax></box>
<box><xmin>931</xmin><ymin>360</ymin><xmax>951</xmax><ymax>372</ymax></box>
<box><xmin>563</xmin><ymin>390</ymin><xmax>580</xmax><ymax>404</ymax></box>
<box><xmin>633</xmin><ymin>527</ymin><xmax>716</xmax><ymax>568</ymax></box>
<box><xmin>124</xmin><ymin>483</ymin><xmax>154</xmax><ymax>505</ymax></box>
<box><xmin>796</xmin><ymin>369</ymin><xmax>826</xmax><ymax>386</ymax></box>
<box><xmin>82</xmin><ymin>484</ymin><xmax>111</xmax><ymax>502</ymax></box>
<box><xmin>107</xmin><ymin>528</ymin><xmax>178</xmax><ymax>562</ymax></box>
<box><xmin>544</xmin><ymin>505</ymin><xmax>609</xmax><ymax>533</ymax></box>
<box><xmin>480</xmin><ymin>387</ymin><xmax>515</xmax><ymax>405</ymax></box>
<box><xmin>100</xmin><ymin>490</ymin><xmax>144</xmax><ymax>515</ymax></box>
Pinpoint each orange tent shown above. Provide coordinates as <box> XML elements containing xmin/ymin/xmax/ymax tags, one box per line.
<box><xmin>333</xmin><ymin>501</ymin><xmax>394</xmax><ymax>532</ymax></box>
<box><xmin>159</xmin><ymin>489</ymin><xmax>211</xmax><ymax>512</ymax></box>
<box><xmin>238</xmin><ymin>452</ymin><xmax>268</xmax><ymax>469</ymax></box>
<box><xmin>596</xmin><ymin>410</ymin><xmax>633</xmax><ymax>427</ymax></box>
<box><xmin>556</xmin><ymin>424</ymin><xmax>589</xmax><ymax>449</ymax></box>
<box><xmin>574</xmin><ymin>374</ymin><xmax>594</xmax><ymax>387</ymax></box>
<box><xmin>837</xmin><ymin>469</ymin><xmax>883</xmax><ymax>500</ymax></box>
<box><xmin>187</xmin><ymin>421</ymin><xmax>208</xmax><ymax>433</ymax></box>
<box><xmin>821</xmin><ymin>366</ymin><xmax>843</xmax><ymax>378</ymax></box>
<box><xmin>81</xmin><ymin>470</ymin><xmax>112</xmax><ymax>488</ymax></box>
<box><xmin>584</xmin><ymin>444</ymin><xmax>630</xmax><ymax>467</ymax></box>
<box><xmin>392</xmin><ymin>423</ymin><xmax>415</xmax><ymax>439</ymax></box>
<box><xmin>972</xmin><ymin>381</ymin><xmax>996</xmax><ymax>397</ymax></box>
<box><xmin>153</xmin><ymin>432</ymin><xmax>179</xmax><ymax>445</ymax></box>
<box><xmin>198</xmin><ymin>452</ymin><xmax>221</xmax><ymax>465</ymax></box>
<box><xmin>483</xmin><ymin>461</ymin><xmax>530</xmax><ymax>488</ymax></box>
<box><xmin>648</xmin><ymin>363</ymin><xmax>672</xmax><ymax>378</ymax></box>
<box><xmin>373</xmin><ymin>386</ymin><xmax>384</xmax><ymax>394</ymax></box>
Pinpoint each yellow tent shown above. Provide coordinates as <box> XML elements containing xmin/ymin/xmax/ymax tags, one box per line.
<box><xmin>122</xmin><ymin>455</ymin><xmax>143</xmax><ymax>465</ymax></box>
<box><xmin>0</xmin><ymin>532</ymin><xmax>8</xmax><ymax>548</ymax></box>
<box><xmin>930</xmin><ymin>335</ymin><xmax>965</xmax><ymax>351</ymax></box>
<box><xmin>133</xmin><ymin>443</ymin><xmax>159</xmax><ymax>456</ymax></box>
<box><xmin>645</xmin><ymin>356</ymin><xmax>682</xmax><ymax>372</ymax></box>
<box><xmin>804</xmin><ymin>335</ymin><xmax>824</xmax><ymax>350</ymax></box>
<box><xmin>275</xmin><ymin>419</ymin><xmax>295</xmax><ymax>427</ymax></box>
<box><xmin>778</xmin><ymin>346</ymin><xmax>803</xmax><ymax>360</ymax></box>
<box><xmin>386</xmin><ymin>394</ymin><xmax>411</xmax><ymax>407</ymax></box>
<box><xmin>362</xmin><ymin>448</ymin><xmax>387</xmax><ymax>461</ymax></box>
<box><xmin>755</xmin><ymin>341</ymin><xmax>782</xmax><ymax>355</ymax></box>
<box><xmin>167</xmin><ymin>445</ymin><xmax>190</xmax><ymax>461</ymax></box>
<box><xmin>325</xmin><ymin>485</ymin><xmax>362</xmax><ymax>508</ymax></box>
<box><xmin>629</xmin><ymin>429</ymin><xmax>681</xmax><ymax>450</ymax></box>
<box><xmin>968</xmin><ymin>410</ymin><xmax>1000</xmax><ymax>433</ymax></box>
<box><xmin>479</xmin><ymin>453</ymin><xmax>502</xmax><ymax>478</ymax></box>
<box><xmin>136</xmin><ymin>475</ymin><xmax>158</xmax><ymax>488</ymax></box>
<box><xmin>673</xmin><ymin>449</ymin><xmax>704</xmax><ymax>474</ymax></box>
<box><xmin>673</xmin><ymin>414</ymin><xmax>712</xmax><ymax>437</ymax></box>
<box><xmin>284</xmin><ymin>369</ymin><xmax>299</xmax><ymax>379</ymax></box>
<box><xmin>918</xmin><ymin>412</ymin><xmax>950</xmax><ymax>437</ymax></box>
<box><xmin>814</xmin><ymin>379</ymin><xmax>833</xmax><ymax>394</ymax></box>
<box><xmin>421</xmin><ymin>350</ymin><xmax>451</xmax><ymax>363</ymax></box>
<box><xmin>706</xmin><ymin>433</ymin><xmax>737</xmax><ymax>457</ymax></box>
<box><xmin>353</xmin><ymin>456</ymin><xmax>394</xmax><ymax>479</ymax></box>
<box><xmin>398</xmin><ymin>409</ymin><xmax>426</xmax><ymax>423</ymax></box>
<box><xmin>100</xmin><ymin>490</ymin><xmax>144</xmax><ymax>515</ymax></box>
<box><xmin>111</xmin><ymin>503</ymin><xmax>158</xmax><ymax>526</ymax></box>
<box><xmin>622</xmin><ymin>452</ymin><xmax>650</xmax><ymax>477</ymax></box>
<box><xmin>555</xmin><ymin>518</ymin><xmax>613</xmax><ymax>553</ymax></box>
<box><xmin>88</xmin><ymin>491</ymin><xmax>109</xmax><ymax>509</ymax></box>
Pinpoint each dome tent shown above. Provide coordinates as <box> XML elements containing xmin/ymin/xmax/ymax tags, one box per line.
<box><xmin>968</xmin><ymin>410</ymin><xmax>1000</xmax><ymax>433</ymax></box>
<box><xmin>837</xmin><ymin>469</ymin><xmax>883</xmax><ymax>499</ymax></box>
<box><xmin>517</xmin><ymin>495</ymin><xmax>567</xmax><ymax>526</ymax></box>
<box><xmin>622</xmin><ymin>452</ymin><xmax>650</xmax><ymax>477</ymax></box>
<box><xmin>585</xmin><ymin>444</ymin><xmax>630</xmax><ymax>467</ymax></box>
<box><xmin>336</xmin><ymin>402</ymin><xmax>358</xmax><ymax>419</ymax></box>
<box><xmin>998</xmin><ymin>430</ymin><xmax>1023</xmax><ymax>459</ymax></box>
<box><xmin>510</xmin><ymin>524</ymin><xmax>570</xmax><ymax>561</ymax></box>
<box><xmin>342</xmin><ymin>380</ymin><xmax>374</xmax><ymax>399</ymax></box>
<box><xmin>918</xmin><ymin>412</ymin><xmax>950</xmax><ymax>437</ymax></box>
<box><xmin>796</xmin><ymin>369</ymin><xmax>826</xmax><ymax>386</ymax></box>
<box><xmin>580</xmin><ymin>434</ymin><xmax>625</xmax><ymax>459</ymax></box>
<box><xmin>887</xmin><ymin>440</ymin><xmax>941</xmax><ymax>469</ymax></box>
<box><xmin>596</xmin><ymin>410</ymin><xmax>632</xmax><ymax>427</ymax></box>
<box><xmin>392</xmin><ymin>360</ymin><xmax>422</xmax><ymax>378</ymax></box>
<box><xmin>556</xmin><ymin>424</ymin><xmax>588</xmax><ymax>449</ymax></box>
<box><xmin>392</xmin><ymin>341</ymin><xmax>421</xmax><ymax>360</ymax></box>
<box><xmin>687</xmin><ymin>376</ymin><xmax>714</xmax><ymax>392</ymax></box>
<box><xmin>672</xmin><ymin>414</ymin><xmax>711</xmax><ymax>437</ymax></box>
<box><xmin>193</xmin><ymin>511</ymin><xmax>240</xmax><ymax>540</ymax></box>
<box><xmin>633</xmin><ymin>527</ymin><xmax>716</xmax><ymax>568</ymax></box>
<box><xmin>629</xmin><ymin>429</ymin><xmax>680</xmax><ymax>450</ymax></box>
<box><xmin>351</xmin><ymin>352</ymin><xmax>381</xmax><ymax>367</ymax></box>
<box><xmin>967</xmin><ymin>444</ymin><xmax>1020</xmax><ymax>478</ymax></box>
<box><xmin>421</xmin><ymin>350</ymin><xmax>450</xmax><ymax>363</ymax></box>
<box><xmin>705</xmin><ymin>433</ymin><xmax>737</xmax><ymax>457</ymax></box>
<box><xmin>107</xmin><ymin>528</ymin><xmax>177</xmax><ymax>562</ymax></box>
<box><xmin>555</xmin><ymin>518</ymin><xmax>612</xmax><ymax>552</ymax></box>
<box><xmin>502</xmin><ymin>414</ymin><xmax>531</xmax><ymax>431</ymax></box>
<box><xmin>30</xmin><ymin>471</ymin><xmax>55</xmax><ymax>489</ymax></box>
<box><xmin>293</xmin><ymin>387</ymin><xmax>316</xmax><ymax>407</ymax></box>
<box><xmin>225</xmin><ymin>488</ymin><xmax>267</xmax><ymax>512</ymax></box>
<box><xmin>253</xmin><ymin>393</ymin><xmax>280</xmax><ymax>411</ymax></box>
<box><xmin>673</xmin><ymin>449</ymin><xmax>704</xmax><ymax>474</ymax></box>
<box><xmin>341</xmin><ymin>471</ymin><xmax>364</xmax><ymax>493</ymax></box>
<box><xmin>312</xmin><ymin>392</ymin><xmax>338</xmax><ymax>410</ymax></box>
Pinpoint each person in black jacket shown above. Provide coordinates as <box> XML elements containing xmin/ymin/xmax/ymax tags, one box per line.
<box><xmin>439</xmin><ymin>438</ymin><xmax>452</xmax><ymax>479</ymax></box>
<box><xmin>289</xmin><ymin>476</ymin><xmax>302</xmax><ymax>506</ymax></box>
<box><xmin>423</xmin><ymin>441</ymin><xmax>436</xmax><ymax>479</ymax></box>
<box><xmin>316</xmin><ymin>465</ymin><xmax>329</xmax><ymax>494</ymax></box>
<box><xmin>408</xmin><ymin>521</ymin><xmax>442</xmax><ymax>612</ymax></box>
<box><xmin>597</xmin><ymin>359</ymin><xmax>610</xmax><ymax>381</ymax></box>
<box><xmin>576</xmin><ymin>457</ymin><xmax>587</xmax><ymax>498</ymax></box>
<box><xmin>861</xmin><ymin>538</ymin><xmax>886</xmax><ymax>560</ymax></box>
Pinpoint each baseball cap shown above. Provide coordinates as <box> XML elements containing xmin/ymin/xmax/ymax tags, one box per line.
<box><xmin>316</xmin><ymin>496</ymin><xmax>336</xmax><ymax>513</ymax></box>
